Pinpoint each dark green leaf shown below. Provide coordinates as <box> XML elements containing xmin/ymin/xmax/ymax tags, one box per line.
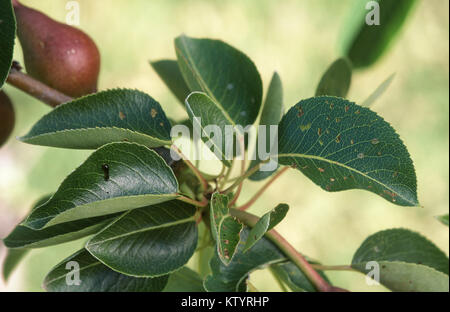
<box><xmin>2</xmin><ymin>249</ymin><xmax>29</xmax><ymax>281</ymax></box>
<box><xmin>4</xmin><ymin>215</ymin><xmax>113</xmax><ymax>249</ymax></box>
<box><xmin>22</xmin><ymin>142</ymin><xmax>179</xmax><ymax>230</ymax></box>
<box><xmin>20</xmin><ymin>89</ymin><xmax>172</xmax><ymax>149</ymax></box>
<box><xmin>243</xmin><ymin>204</ymin><xmax>288</xmax><ymax>252</ymax></box>
<box><xmin>270</xmin><ymin>261</ymin><xmax>329</xmax><ymax>292</ymax></box>
<box><xmin>342</xmin><ymin>0</ymin><xmax>418</xmax><ymax>68</ymax></box>
<box><xmin>0</xmin><ymin>0</ymin><xmax>15</xmax><ymax>87</ymax></box>
<box><xmin>185</xmin><ymin>92</ymin><xmax>237</xmax><ymax>167</ymax></box>
<box><xmin>43</xmin><ymin>249</ymin><xmax>168</xmax><ymax>292</ymax></box>
<box><xmin>352</xmin><ymin>261</ymin><xmax>449</xmax><ymax>292</ymax></box>
<box><xmin>210</xmin><ymin>193</ymin><xmax>243</xmax><ymax>265</ymax></box>
<box><xmin>351</xmin><ymin>229</ymin><xmax>449</xmax><ymax>291</ymax></box>
<box><xmin>315</xmin><ymin>58</ymin><xmax>352</xmax><ymax>98</ymax></box>
<box><xmin>249</xmin><ymin>72</ymin><xmax>283</xmax><ymax>181</ymax></box>
<box><xmin>150</xmin><ymin>59</ymin><xmax>191</xmax><ymax>105</ymax></box>
<box><xmin>436</xmin><ymin>214</ymin><xmax>449</xmax><ymax>226</ymax></box>
<box><xmin>2</xmin><ymin>195</ymin><xmax>46</xmax><ymax>279</ymax></box>
<box><xmin>204</xmin><ymin>227</ymin><xmax>326</xmax><ymax>292</ymax></box>
<box><xmin>4</xmin><ymin>194</ymin><xmax>116</xmax><ymax>249</ymax></box>
<box><xmin>352</xmin><ymin>228</ymin><xmax>449</xmax><ymax>274</ymax></box>
<box><xmin>277</xmin><ymin>96</ymin><xmax>418</xmax><ymax>206</ymax></box>
<box><xmin>175</xmin><ymin>35</ymin><xmax>263</xmax><ymax>126</ymax></box>
<box><xmin>362</xmin><ymin>73</ymin><xmax>395</xmax><ymax>107</ymax></box>
<box><xmin>86</xmin><ymin>201</ymin><xmax>198</xmax><ymax>277</ymax></box>
<box><xmin>163</xmin><ymin>267</ymin><xmax>205</xmax><ymax>292</ymax></box>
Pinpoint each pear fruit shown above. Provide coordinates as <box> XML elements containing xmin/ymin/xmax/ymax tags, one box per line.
<box><xmin>0</xmin><ymin>91</ymin><xmax>15</xmax><ymax>147</ymax></box>
<box><xmin>13</xmin><ymin>0</ymin><xmax>100</xmax><ymax>98</ymax></box>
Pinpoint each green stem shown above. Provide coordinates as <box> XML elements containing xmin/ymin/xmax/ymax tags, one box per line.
<box><xmin>235</xmin><ymin>167</ymin><xmax>289</xmax><ymax>211</ymax></box>
<box><xmin>171</xmin><ymin>145</ymin><xmax>209</xmax><ymax>191</ymax></box>
<box><xmin>229</xmin><ymin>208</ymin><xmax>335</xmax><ymax>292</ymax></box>
<box><xmin>222</xmin><ymin>161</ymin><xmax>266</xmax><ymax>194</ymax></box>
<box><xmin>311</xmin><ymin>264</ymin><xmax>354</xmax><ymax>271</ymax></box>
<box><xmin>177</xmin><ymin>195</ymin><xmax>208</xmax><ymax>207</ymax></box>
<box><xmin>219</xmin><ymin>158</ymin><xmax>236</xmax><ymax>189</ymax></box>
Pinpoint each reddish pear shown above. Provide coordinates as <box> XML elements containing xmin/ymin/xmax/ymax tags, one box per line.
<box><xmin>13</xmin><ymin>0</ymin><xmax>100</xmax><ymax>98</ymax></box>
<box><xmin>0</xmin><ymin>91</ymin><xmax>15</xmax><ymax>147</ymax></box>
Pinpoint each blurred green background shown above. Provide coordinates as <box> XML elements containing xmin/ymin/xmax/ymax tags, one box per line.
<box><xmin>0</xmin><ymin>0</ymin><xmax>448</xmax><ymax>292</ymax></box>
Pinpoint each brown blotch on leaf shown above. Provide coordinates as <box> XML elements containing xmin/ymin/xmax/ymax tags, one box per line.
<box><xmin>345</xmin><ymin>105</ymin><xmax>349</xmax><ymax>112</ymax></box>
<box><xmin>151</xmin><ymin>108</ymin><xmax>157</xmax><ymax>118</ymax></box>
<box><xmin>297</xmin><ymin>106</ymin><xmax>304</xmax><ymax>117</ymax></box>
<box><xmin>318</xmin><ymin>167</ymin><xmax>325</xmax><ymax>173</ymax></box>
<box><xmin>119</xmin><ymin>111</ymin><xmax>126</xmax><ymax>120</ymax></box>
<box><xmin>335</xmin><ymin>135</ymin><xmax>341</xmax><ymax>143</ymax></box>
<box><xmin>318</xmin><ymin>128</ymin><xmax>322</xmax><ymax>136</ymax></box>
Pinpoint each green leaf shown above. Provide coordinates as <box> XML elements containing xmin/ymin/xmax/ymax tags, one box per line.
<box><xmin>277</xmin><ymin>96</ymin><xmax>418</xmax><ymax>206</ymax></box>
<box><xmin>0</xmin><ymin>0</ymin><xmax>15</xmax><ymax>87</ymax></box>
<box><xmin>249</xmin><ymin>72</ymin><xmax>284</xmax><ymax>181</ymax></box>
<box><xmin>210</xmin><ymin>193</ymin><xmax>243</xmax><ymax>265</ymax></box>
<box><xmin>315</xmin><ymin>58</ymin><xmax>352</xmax><ymax>98</ymax></box>
<box><xmin>4</xmin><ymin>215</ymin><xmax>113</xmax><ymax>249</ymax></box>
<box><xmin>243</xmin><ymin>204</ymin><xmax>289</xmax><ymax>252</ymax></box>
<box><xmin>352</xmin><ymin>228</ymin><xmax>449</xmax><ymax>274</ymax></box>
<box><xmin>204</xmin><ymin>227</ymin><xmax>326</xmax><ymax>292</ymax></box>
<box><xmin>342</xmin><ymin>0</ymin><xmax>418</xmax><ymax>69</ymax></box>
<box><xmin>351</xmin><ymin>229</ymin><xmax>449</xmax><ymax>291</ymax></box>
<box><xmin>163</xmin><ymin>267</ymin><xmax>205</xmax><ymax>292</ymax></box>
<box><xmin>175</xmin><ymin>35</ymin><xmax>263</xmax><ymax>126</ymax></box>
<box><xmin>2</xmin><ymin>195</ymin><xmax>46</xmax><ymax>280</ymax></box>
<box><xmin>22</xmin><ymin>142</ymin><xmax>179</xmax><ymax>230</ymax></box>
<box><xmin>2</xmin><ymin>249</ymin><xmax>29</xmax><ymax>281</ymax></box>
<box><xmin>20</xmin><ymin>89</ymin><xmax>172</xmax><ymax>149</ymax></box>
<box><xmin>436</xmin><ymin>214</ymin><xmax>449</xmax><ymax>226</ymax></box>
<box><xmin>4</xmin><ymin>194</ymin><xmax>117</xmax><ymax>249</ymax></box>
<box><xmin>43</xmin><ymin>249</ymin><xmax>168</xmax><ymax>292</ymax></box>
<box><xmin>150</xmin><ymin>59</ymin><xmax>191</xmax><ymax>105</ymax></box>
<box><xmin>362</xmin><ymin>73</ymin><xmax>395</xmax><ymax>107</ymax></box>
<box><xmin>352</xmin><ymin>261</ymin><xmax>449</xmax><ymax>292</ymax></box>
<box><xmin>86</xmin><ymin>200</ymin><xmax>198</xmax><ymax>277</ymax></box>
<box><xmin>185</xmin><ymin>92</ymin><xmax>237</xmax><ymax>167</ymax></box>
<box><xmin>270</xmin><ymin>261</ymin><xmax>330</xmax><ymax>292</ymax></box>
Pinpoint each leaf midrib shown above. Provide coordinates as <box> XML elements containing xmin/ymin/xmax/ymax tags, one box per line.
<box><xmin>176</xmin><ymin>37</ymin><xmax>236</xmax><ymax>126</ymax></box>
<box><xmin>87</xmin><ymin>215</ymin><xmax>195</xmax><ymax>246</ymax></box>
<box><xmin>21</xmin><ymin>126</ymin><xmax>172</xmax><ymax>145</ymax></box>
<box><xmin>278</xmin><ymin>152</ymin><xmax>417</xmax><ymax>206</ymax></box>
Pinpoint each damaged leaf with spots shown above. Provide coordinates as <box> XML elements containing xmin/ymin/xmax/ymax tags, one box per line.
<box><xmin>210</xmin><ymin>192</ymin><xmax>243</xmax><ymax>265</ymax></box>
<box><xmin>204</xmin><ymin>227</ymin><xmax>330</xmax><ymax>292</ymax></box>
<box><xmin>21</xmin><ymin>89</ymin><xmax>172</xmax><ymax>149</ymax></box>
<box><xmin>277</xmin><ymin>96</ymin><xmax>418</xmax><ymax>206</ymax></box>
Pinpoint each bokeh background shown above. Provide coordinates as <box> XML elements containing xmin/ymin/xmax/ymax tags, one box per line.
<box><xmin>0</xmin><ymin>0</ymin><xmax>448</xmax><ymax>292</ymax></box>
